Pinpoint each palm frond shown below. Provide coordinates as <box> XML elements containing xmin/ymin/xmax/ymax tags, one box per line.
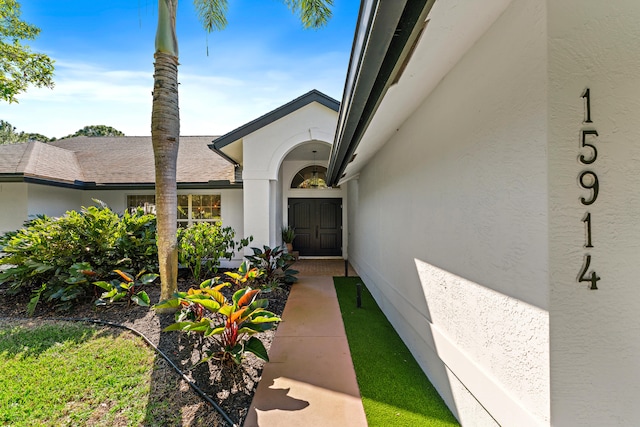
<box><xmin>193</xmin><ymin>0</ymin><xmax>228</xmax><ymax>32</ymax></box>
<box><xmin>284</xmin><ymin>0</ymin><xmax>334</xmax><ymax>29</ymax></box>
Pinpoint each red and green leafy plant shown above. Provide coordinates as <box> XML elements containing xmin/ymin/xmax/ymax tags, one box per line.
<box><xmin>224</xmin><ymin>261</ymin><xmax>263</xmax><ymax>288</ymax></box>
<box><xmin>154</xmin><ymin>278</ymin><xmax>280</xmax><ymax>365</ymax></box>
<box><xmin>94</xmin><ymin>270</ymin><xmax>158</xmax><ymax>307</ymax></box>
<box><xmin>245</xmin><ymin>245</ymin><xmax>299</xmax><ymax>285</ymax></box>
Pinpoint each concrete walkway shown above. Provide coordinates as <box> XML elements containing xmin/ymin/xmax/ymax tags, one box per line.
<box><xmin>244</xmin><ymin>262</ymin><xmax>367</xmax><ymax>427</ymax></box>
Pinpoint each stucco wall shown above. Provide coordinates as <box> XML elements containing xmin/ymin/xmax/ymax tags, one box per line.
<box><xmin>548</xmin><ymin>1</ymin><xmax>640</xmax><ymax>425</ymax></box>
<box><xmin>27</xmin><ymin>184</ymin><xmax>82</xmax><ymax>220</ymax></box>
<box><xmin>348</xmin><ymin>0</ymin><xmax>549</xmax><ymax>425</ymax></box>
<box><xmin>0</xmin><ymin>183</ymin><xmax>27</xmax><ymax>234</ymax></box>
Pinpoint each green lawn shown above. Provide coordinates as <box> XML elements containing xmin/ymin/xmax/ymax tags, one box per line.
<box><xmin>0</xmin><ymin>322</ymin><xmax>155</xmax><ymax>427</ymax></box>
<box><xmin>334</xmin><ymin>277</ymin><xmax>460</xmax><ymax>427</ymax></box>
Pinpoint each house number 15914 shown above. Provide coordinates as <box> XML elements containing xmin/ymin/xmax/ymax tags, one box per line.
<box><xmin>577</xmin><ymin>88</ymin><xmax>600</xmax><ymax>289</ymax></box>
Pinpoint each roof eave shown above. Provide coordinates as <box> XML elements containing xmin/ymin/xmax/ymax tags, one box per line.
<box><xmin>210</xmin><ymin>89</ymin><xmax>340</xmax><ymax>152</ymax></box>
<box><xmin>0</xmin><ymin>175</ymin><xmax>242</xmax><ymax>190</ymax></box>
<box><xmin>327</xmin><ymin>0</ymin><xmax>435</xmax><ymax>186</ymax></box>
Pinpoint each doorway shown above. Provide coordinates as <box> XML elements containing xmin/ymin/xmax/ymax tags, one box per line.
<box><xmin>288</xmin><ymin>198</ymin><xmax>342</xmax><ymax>257</ymax></box>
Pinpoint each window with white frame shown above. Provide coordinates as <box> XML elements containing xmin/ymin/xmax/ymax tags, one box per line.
<box><xmin>127</xmin><ymin>195</ymin><xmax>156</xmax><ymax>214</ymax></box>
<box><xmin>127</xmin><ymin>194</ymin><xmax>221</xmax><ymax>227</ymax></box>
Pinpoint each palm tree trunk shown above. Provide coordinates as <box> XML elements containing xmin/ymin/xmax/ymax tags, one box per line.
<box><xmin>153</xmin><ymin>0</ymin><xmax>180</xmax><ymax>303</ymax></box>
<box><xmin>152</xmin><ymin>51</ymin><xmax>179</xmax><ymax>302</ymax></box>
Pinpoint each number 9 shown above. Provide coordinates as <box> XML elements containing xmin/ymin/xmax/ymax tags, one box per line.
<box><xmin>579</xmin><ymin>170</ymin><xmax>599</xmax><ymax>205</ymax></box>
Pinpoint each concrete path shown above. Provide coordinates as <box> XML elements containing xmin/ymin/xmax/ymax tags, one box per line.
<box><xmin>244</xmin><ymin>271</ymin><xmax>367</xmax><ymax>427</ymax></box>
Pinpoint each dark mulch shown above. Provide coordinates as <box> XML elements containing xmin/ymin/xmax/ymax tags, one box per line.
<box><xmin>0</xmin><ymin>270</ymin><xmax>291</xmax><ymax>427</ymax></box>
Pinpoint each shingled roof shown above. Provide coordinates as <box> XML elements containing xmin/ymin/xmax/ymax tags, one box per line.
<box><xmin>0</xmin><ymin>136</ymin><xmax>237</xmax><ymax>189</ymax></box>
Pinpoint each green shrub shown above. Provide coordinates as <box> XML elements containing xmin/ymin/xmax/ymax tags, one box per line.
<box><xmin>115</xmin><ymin>208</ymin><xmax>158</xmax><ymax>273</ymax></box>
<box><xmin>0</xmin><ymin>202</ymin><xmax>158</xmax><ymax>312</ymax></box>
<box><xmin>177</xmin><ymin>221</ymin><xmax>251</xmax><ymax>282</ymax></box>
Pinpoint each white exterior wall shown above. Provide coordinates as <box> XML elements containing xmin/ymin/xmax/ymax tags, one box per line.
<box><xmin>348</xmin><ymin>0</ymin><xmax>549</xmax><ymax>425</ymax></box>
<box><xmin>0</xmin><ymin>183</ymin><xmax>27</xmax><ymax>234</ymax></box>
<box><xmin>27</xmin><ymin>184</ymin><xmax>82</xmax><ymax>219</ymax></box>
<box><xmin>548</xmin><ymin>1</ymin><xmax>640</xmax><ymax>425</ymax></box>
<box><xmin>242</xmin><ymin>102</ymin><xmax>338</xmax><ymax>249</ymax></box>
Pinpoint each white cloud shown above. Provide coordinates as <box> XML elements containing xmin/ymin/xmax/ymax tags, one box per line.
<box><xmin>1</xmin><ymin>46</ymin><xmax>348</xmax><ymax>139</ymax></box>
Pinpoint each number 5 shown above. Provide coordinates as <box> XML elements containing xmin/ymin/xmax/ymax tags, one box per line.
<box><xmin>579</xmin><ymin>130</ymin><xmax>598</xmax><ymax>165</ymax></box>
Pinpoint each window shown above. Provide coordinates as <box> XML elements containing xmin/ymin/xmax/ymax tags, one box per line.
<box><xmin>127</xmin><ymin>194</ymin><xmax>221</xmax><ymax>227</ymax></box>
<box><xmin>291</xmin><ymin>166</ymin><xmax>329</xmax><ymax>189</ymax></box>
<box><xmin>127</xmin><ymin>195</ymin><xmax>156</xmax><ymax>214</ymax></box>
<box><xmin>178</xmin><ymin>194</ymin><xmax>221</xmax><ymax>227</ymax></box>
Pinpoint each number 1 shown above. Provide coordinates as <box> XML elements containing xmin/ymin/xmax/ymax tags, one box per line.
<box><xmin>583</xmin><ymin>212</ymin><xmax>593</xmax><ymax>248</ymax></box>
<box><xmin>582</xmin><ymin>88</ymin><xmax>592</xmax><ymax>123</ymax></box>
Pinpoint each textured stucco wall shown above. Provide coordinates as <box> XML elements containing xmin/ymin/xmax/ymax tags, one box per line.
<box><xmin>548</xmin><ymin>1</ymin><xmax>640</xmax><ymax>424</ymax></box>
<box><xmin>348</xmin><ymin>0</ymin><xmax>549</xmax><ymax>424</ymax></box>
<box><xmin>27</xmin><ymin>184</ymin><xmax>82</xmax><ymax>219</ymax></box>
<box><xmin>0</xmin><ymin>183</ymin><xmax>27</xmax><ymax>234</ymax></box>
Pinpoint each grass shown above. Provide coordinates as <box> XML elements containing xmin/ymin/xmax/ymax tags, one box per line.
<box><xmin>334</xmin><ymin>277</ymin><xmax>460</xmax><ymax>427</ymax></box>
<box><xmin>0</xmin><ymin>322</ymin><xmax>155</xmax><ymax>427</ymax></box>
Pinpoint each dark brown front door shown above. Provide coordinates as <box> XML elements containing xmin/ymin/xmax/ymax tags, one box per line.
<box><xmin>288</xmin><ymin>198</ymin><xmax>342</xmax><ymax>256</ymax></box>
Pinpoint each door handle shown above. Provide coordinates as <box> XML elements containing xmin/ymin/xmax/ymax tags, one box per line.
<box><xmin>316</xmin><ymin>225</ymin><xmax>318</xmax><ymax>239</ymax></box>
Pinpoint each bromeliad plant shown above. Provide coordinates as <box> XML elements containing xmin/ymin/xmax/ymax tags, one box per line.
<box><xmin>154</xmin><ymin>279</ymin><xmax>281</xmax><ymax>365</ymax></box>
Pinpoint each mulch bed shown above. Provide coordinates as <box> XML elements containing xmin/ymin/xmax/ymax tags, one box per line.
<box><xmin>0</xmin><ymin>271</ymin><xmax>291</xmax><ymax>427</ymax></box>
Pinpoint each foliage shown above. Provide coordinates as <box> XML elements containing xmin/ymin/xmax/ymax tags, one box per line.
<box><xmin>0</xmin><ymin>120</ymin><xmax>52</xmax><ymax>144</ymax></box>
<box><xmin>0</xmin><ymin>119</ymin><xmax>25</xmax><ymax>144</ymax></box>
<box><xmin>94</xmin><ymin>269</ymin><xmax>158</xmax><ymax>307</ymax></box>
<box><xmin>281</xmin><ymin>225</ymin><xmax>295</xmax><ymax>243</ymax></box>
<box><xmin>177</xmin><ymin>221</ymin><xmax>251</xmax><ymax>282</ymax></box>
<box><xmin>334</xmin><ymin>277</ymin><xmax>460</xmax><ymax>426</ymax></box>
<box><xmin>62</xmin><ymin>124</ymin><xmax>125</xmax><ymax>139</ymax></box>
<box><xmin>155</xmin><ymin>278</ymin><xmax>281</xmax><ymax>365</ymax></box>
<box><xmin>0</xmin><ymin>0</ymin><xmax>55</xmax><ymax>103</ymax></box>
<box><xmin>0</xmin><ymin>322</ymin><xmax>156</xmax><ymax>426</ymax></box>
<box><xmin>246</xmin><ymin>245</ymin><xmax>299</xmax><ymax>285</ymax></box>
<box><xmin>0</xmin><ymin>203</ymin><xmax>158</xmax><ymax>312</ymax></box>
<box><xmin>224</xmin><ymin>260</ymin><xmax>263</xmax><ymax>288</ymax></box>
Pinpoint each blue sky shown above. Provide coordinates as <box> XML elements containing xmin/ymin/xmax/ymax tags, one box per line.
<box><xmin>2</xmin><ymin>1</ymin><xmax>359</xmax><ymax>138</ymax></box>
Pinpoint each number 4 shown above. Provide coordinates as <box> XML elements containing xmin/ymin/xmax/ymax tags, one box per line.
<box><xmin>578</xmin><ymin>255</ymin><xmax>600</xmax><ymax>290</ymax></box>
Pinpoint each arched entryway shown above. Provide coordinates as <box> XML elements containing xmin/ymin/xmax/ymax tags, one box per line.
<box><xmin>281</xmin><ymin>147</ymin><xmax>345</xmax><ymax>258</ymax></box>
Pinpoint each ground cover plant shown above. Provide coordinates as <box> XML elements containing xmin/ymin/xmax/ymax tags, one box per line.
<box><xmin>334</xmin><ymin>277</ymin><xmax>460</xmax><ymax>427</ymax></box>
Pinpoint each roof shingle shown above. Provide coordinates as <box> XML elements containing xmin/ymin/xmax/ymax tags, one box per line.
<box><xmin>0</xmin><ymin>136</ymin><xmax>234</xmax><ymax>186</ymax></box>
